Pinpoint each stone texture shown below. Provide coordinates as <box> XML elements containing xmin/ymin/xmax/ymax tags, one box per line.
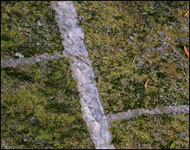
<box><xmin>107</xmin><ymin>105</ymin><xmax>189</xmax><ymax>122</ymax></box>
<box><xmin>51</xmin><ymin>1</ymin><xmax>114</xmax><ymax>149</ymax></box>
<box><xmin>1</xmin><ymin>52</ymin><xmax>64</xmax><ymax>68</ymax></box>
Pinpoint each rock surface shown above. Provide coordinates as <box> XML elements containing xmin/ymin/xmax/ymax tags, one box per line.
<box><xmin>51</xmin><ymin>1</ymin><xmax>114</xmax><ymax>149</ymax></box>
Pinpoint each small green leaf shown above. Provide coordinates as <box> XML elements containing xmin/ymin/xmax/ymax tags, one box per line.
<box><xmin>170</xmin><ymin>141</ymin><xmax>177</xmax><ymax>149</ymax></box>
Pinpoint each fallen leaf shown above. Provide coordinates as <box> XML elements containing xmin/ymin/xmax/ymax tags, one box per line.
<box><xmin>184</xmin><ymin>46</ymin><xmax>189</xmax><ymax>58</ymax></box>
<box><xmin>184</xmin><ymin>10</ymin><xmax>189</xmax><ymax>17</ymax></box>
<box><xmin>144</xmin><ymin>78</ymin><xmax>149</xmax><ymax>88</ymax></box>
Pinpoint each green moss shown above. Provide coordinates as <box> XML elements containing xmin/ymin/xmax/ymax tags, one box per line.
<box><xmin>1</xmin><ymin>1</ymin><xmax>64</xmax><ymax>59</ymax></box>
<box><xmin>1</xmin><ymin>58</ymin><xmax>94</xmax><ymax>149</ymax></box>
<box><xmin>73</xmin><ymin>1</ymin><xmax>189</xmax><ymax>148</ymax></box>
<box><xmin>109</xmin><ymin>113</ymin><xmax>189</xmax><ymax>149</ymax></box>
<box><xmin>74</xmin><ymin>1</ymin><xmax>189</xmax><ymax>113</ymax></box>
<box><xmin>1</xmin><ymin>1</ymin><xmax>189</xmax><ymax>149</ymax></box>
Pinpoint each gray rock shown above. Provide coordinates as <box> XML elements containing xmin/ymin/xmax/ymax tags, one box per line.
<box><xmin>51</xmin><ymin>1</ymin><xmax>114</xmax><ymax>149</ymax></box>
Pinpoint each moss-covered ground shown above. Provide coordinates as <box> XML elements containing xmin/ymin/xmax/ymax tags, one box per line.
<box><xmin>1</xmin><ymin>1</ymin><xmax>94</xmax><ymax>149</ymax></box>
<box><xmin>110</xmin><ymin>113</ymin><xmax>189</xmax><ymax>149</ymax></box>
<box><xmin>1</xmin><ymin>58</ymin><xmax>94</xmax><ymax>149</ymax></box>
<box><xmin>74</xmin><ymin>1</ymin><xmax>189</xmax><ymax>113</ymax></box>
<box><xmin>1</xmin><ymin>1</ymin><xmax>63</xmax><ymax>59</ymax></box>
<box><xmin>1</xmin><ymin>1</ymin><xmax>189</xmax><ymax>149</ymax></box>
<box><xmin>74</xmin><ymin>1</ymin><xmax>189</xmax><ymax>149</ymax></box>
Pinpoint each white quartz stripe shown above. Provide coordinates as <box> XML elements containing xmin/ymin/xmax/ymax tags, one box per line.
<box><xmin>1</xmin><ymin>52</ymin><xmax>64</xmax><ymax>67</ymax></box>
<box><xmin>50</xmin><ymin>1</ymin><xmax>114</xmax><ymax>149</ymax></box>
<box><xmin>106</xmin><ymin>105</ymin><xmax>189</xmax><ymax>122</ymax></box>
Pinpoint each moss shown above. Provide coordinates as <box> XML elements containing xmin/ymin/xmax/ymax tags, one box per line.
<box><xmin>73</xmin><ymin>1</ymin><xmax>189</xmax><ymax>148</ymax></box>
<box><xmin>73</xmin><ymin>1</ymin><xmax>189</xmax><ymax>113</ymax></box>
<box><xmin>1</xmin><ymin>58</ymin><xmax>94</xmax><ymax>149</ymax></box>
<box><xmin>1</xmin><ymin>1</ymin><xmax>64</xmax><ymax>59</ymax></box>
<box><xmin>109</xmin><ymin>113</ymin><xmax>189</xmax><ymax>149</ymax></box>
<box><xmin>1</xmin><ymin>1</ymin><xmax>189</xmax><ymax>149</ymax></box>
